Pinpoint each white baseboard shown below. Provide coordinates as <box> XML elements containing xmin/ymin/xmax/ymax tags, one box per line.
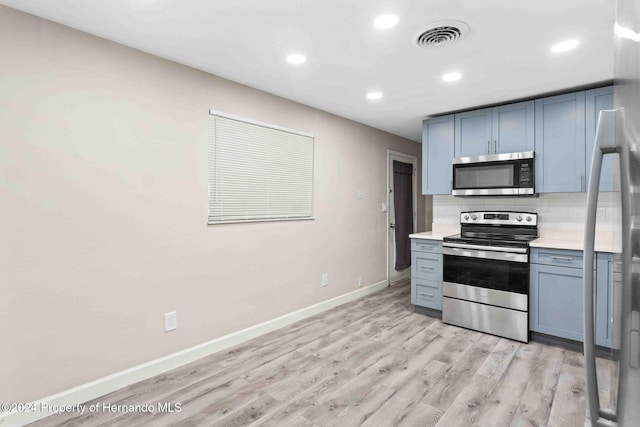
<box><xmin>0</xmin><ymin>280</ymin><xmax>388</xmax><ymax>427</ymax></box>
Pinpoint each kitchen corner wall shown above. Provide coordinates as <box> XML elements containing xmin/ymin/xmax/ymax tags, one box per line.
<box><xmin>0</xmin><ymin>6</ymin><xmax>422</xmax><ymax>403</ymax></box>
<box><xmin>424</xmin><ymin>195</ymin><xmax>434</xmax><ymax>231</ymax></box>
<box><xmin>433</xmin><ymin>192</ymin><xmax>621</xmax><ymax>239</ymax></box>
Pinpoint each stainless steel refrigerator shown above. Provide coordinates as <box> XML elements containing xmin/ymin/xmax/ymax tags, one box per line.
<box><xmin>583</xmin><ymin>0</ymin><xmax>640</xmax><ymax>425</ymax></box>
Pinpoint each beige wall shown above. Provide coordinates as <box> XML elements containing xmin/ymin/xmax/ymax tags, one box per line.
<box><xmin>0</xmin><ymin>6</ymin><xmax>422</xmax><ymax>403</ymax></box>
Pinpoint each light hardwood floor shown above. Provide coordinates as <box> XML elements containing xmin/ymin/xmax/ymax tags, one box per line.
<box><xmin>28</xmin><ymin>281</ymin><xmax>614</xmax><ymax>426</ymax></box>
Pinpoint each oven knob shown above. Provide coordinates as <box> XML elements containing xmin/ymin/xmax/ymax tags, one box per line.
<box><xmin>516</xmin><ymin>215</ymin><xmax>523</xmax><ymax>222</ymax></box>
<box><xmin>526</xmin><ymin>215</ymin><xmax>532</xmax><ymax>222</ymax></box>
<box><xmin>471</xmin><ymin>214</ymin><xmax>477</xmax><ymax>220</ymax></box>
<box><xmin>463</xmin><ymin>214</ymin><xmax>470</xmax><ymax>221</ymax></box>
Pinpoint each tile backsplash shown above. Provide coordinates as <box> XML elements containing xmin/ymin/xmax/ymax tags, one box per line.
<box><xmin>432</xmin><ymin>192</ymin><xmax>621</xmax><ymax>238</ymax></box>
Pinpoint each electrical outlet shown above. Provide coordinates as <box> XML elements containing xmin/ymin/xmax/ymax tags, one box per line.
<box><xmin>381</xmin><ymin>203</ymin><xmax>387</xmax><ymax>212</ymax></box>
<box><xmin>358</xmin><ymin>277</ymin><xmax>363</xmax><ymax>287</ymax></box>
<box><xmin>164</xmin><ymin>311</ymin><xmax>177</xmax><ymax>332</ymax></box>
<box><xmin>321</xmin><ymin>273</ymin><xmax>329</xmax><ymax>287</ymax></box>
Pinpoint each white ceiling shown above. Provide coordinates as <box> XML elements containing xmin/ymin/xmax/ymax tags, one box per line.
<box><xmin>0</xmin><ymin>0</ymin><xmax>615</xmax><ymax>142</ymax></box>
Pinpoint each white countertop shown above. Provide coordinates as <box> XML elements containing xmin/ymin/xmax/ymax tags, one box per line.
<box><xmin>530</xmin><ymin>228</ymin><xmax>618</xmax><ymax>253</ymax></box>
<box><xmin>411</xmin><ymin>225</ymin><xmax>619</xmax><ymax>253</ymax></box>
<box><xmin>409</xmin><ymin>231</ymin><xmax>449</xmax><ymax>241</ymax></box>
<box><xmin>410</xmin><ymin>224</ymin><xmax>459</xmax><ymax>241</ymax></box>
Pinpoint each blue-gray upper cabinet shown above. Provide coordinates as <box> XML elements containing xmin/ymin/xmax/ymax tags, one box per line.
<box><xmin>454</xmin><ymin>100</ymin><xmax>535</xmax><ymax>158</ymax></box>
<box><xmin>586</xmin><ymin>86</ymin><xmax>615</xmax><ymax>192</ymax></box>
<box><xmin>454</xmin><ymin>109</ymin><xmax>491</xmax><ymax>157</ymax></box>
<box><xmin>422</xmin><ymin>115</ymin><xmax>455</xmax><ymax>195</ymax></box>
<box><xmin>535</xmin><ymin>92</ymin><xmax>586</xmax><ymax>192</ymax></box>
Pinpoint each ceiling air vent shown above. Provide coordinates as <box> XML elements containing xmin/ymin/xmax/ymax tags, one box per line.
<box><xmin>416</xmin><ymin>20</ymin><xmax>470</xmax><ymax>48</ymax></box>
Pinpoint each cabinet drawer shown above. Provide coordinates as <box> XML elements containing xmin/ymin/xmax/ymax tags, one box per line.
<box><xmin>532</xmin><ymin>248</ymin><xmax>584</xmax><ymax>269</ymax></box>
<box><xmin>412</xmin><ymin>278</ymin><xmax>442</xmax><ymax>310</ymax></box>
<box><xmin>412</xmin><ymin>251</ymin><xmax>442</xmax><ymax>281</ymax></box>
<box><xmin>411</xmin><ymin>239</ymin><xmax>442</xmax><ymax>254</ymax></box>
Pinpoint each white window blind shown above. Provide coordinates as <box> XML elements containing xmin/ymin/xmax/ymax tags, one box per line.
<box><xmin>208</xmin><ymin>111</ymin><xmax>314</xmax><ymax>224</ymax></box>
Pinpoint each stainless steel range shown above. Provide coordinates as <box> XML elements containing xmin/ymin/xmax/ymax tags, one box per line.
<box><xmin>442</xmin><ymin>211</ymin><xmax>538</xmax><ymax>343</ymax></box>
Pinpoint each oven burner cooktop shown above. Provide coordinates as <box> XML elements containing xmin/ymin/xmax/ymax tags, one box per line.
<box><xmin>444</xmin><ymin>210</ymin><xmax>539</xmax><ymax>248</ymax></box>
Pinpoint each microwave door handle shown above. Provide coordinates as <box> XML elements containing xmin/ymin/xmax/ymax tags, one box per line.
<box><xmin>583</xmin><ymin>108</ymin><xmax>624</xmax><ymax>427</ymax></box>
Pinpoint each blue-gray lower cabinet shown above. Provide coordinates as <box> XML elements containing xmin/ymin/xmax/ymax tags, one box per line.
<box><xmin>529</xmin><ymin>248</ymin><xmax>612</xmax><ymax>347</ymax></box>
<box><xmin>530</xmin><ymin>260</ymin><xmax>586</xmax><ymax>341</ymax></box>
<box><xmin>410</xmin><ymin>239</ymin><xmax>443</xmax><ymax>310</ymax></box>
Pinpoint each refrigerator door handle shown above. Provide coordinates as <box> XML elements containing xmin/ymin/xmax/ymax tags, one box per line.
<box><xmin>584</xmin><ymin>109</ymin><xmax>624</xmax><ymax>427</ymax></box>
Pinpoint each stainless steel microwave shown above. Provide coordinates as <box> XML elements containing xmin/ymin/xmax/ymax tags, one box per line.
<box><xmin>451</xmin><ymin>151</ymin><xmax>535</xmax><ymax>196</ymax></box>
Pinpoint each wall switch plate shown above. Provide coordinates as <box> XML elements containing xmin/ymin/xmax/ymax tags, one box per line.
<box><xmin>381</xmin><ymin>203</ymin><xmax>387</xmax><ymax>212</ymax></box>
<box><xmin>321</xmin><ymin>273</ymin><xmax>329</xmax><ymax>286</ymax></box>
<box><xmin>164</xmin><ymin>311</ymin><xmax>177</xmax><ymax>332</ymax></box>
<box><xmin>358</xmin><ymin>277</ymin><xmax>363</xmax><ymax>287</ymax></box>
<box><xmin>357</xmin><ymin>190</ymin><xmax>364</xmax><ymax>199</ymax></box>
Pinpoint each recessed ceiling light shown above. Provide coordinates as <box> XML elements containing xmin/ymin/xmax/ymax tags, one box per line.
<box><xmin>366</xmin><ymin>91</ymin><xmax>383</xmax><ymax>101</ymax></box>
<box><xmin>551</xmin><ymin>39</ymin><xmax>580</xmax><ymax>53</ymax></box>
<box><xmin>286</xmin><ymin>53</ymin><xmax>307</xmax><ymax>65</ymax></box>
<box><xmin>373</xmin><ymin>14</ymin><xmax>398</xmax><ymax>29</ymax></box>
<box><xmin>442</xmin><ymin>72</ymin><xmax>462</xmax><ymax>82</ymax></box>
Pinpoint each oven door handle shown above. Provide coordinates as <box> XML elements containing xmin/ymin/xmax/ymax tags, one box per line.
<box><xmin>442</xmin><ymin>242</ymin><xmax>528</xmax><ymax>254</ymax></box>
<box><xmin>443</xmin><ymin>245</ymin><xmax>528</xmax><ymax>263</ymax></box>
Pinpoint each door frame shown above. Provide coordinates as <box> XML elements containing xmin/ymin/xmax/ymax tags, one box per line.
<box><xmin>387</xmin><ymin>150</ymin><xmax>418</xmax><ymax>285</ymax></box>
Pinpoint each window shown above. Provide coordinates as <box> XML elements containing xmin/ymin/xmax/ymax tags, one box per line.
<box><xmin>208</xmin><ymin>110</ymin><xmax>314</xmax><ymax>224</ymax></box>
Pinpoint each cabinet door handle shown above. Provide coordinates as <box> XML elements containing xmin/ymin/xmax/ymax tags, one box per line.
<box><xmin>550</xmin><ymin>256</ymin><xmax>574</xmax><ymax>261</ymax></box>
<box><xmin>487</xmin><ymin>140</ymin><xmax>491</xmax><ymax>154</ymax></box>
<box><xmin>581</xmin><ymin>174</ymin><xmax>585</xmax><ymax>191</ymax></box>
<box><xmin>419</xmin><ymin>245</ymin><xmax>434</xmax><ymax>250</ymax></box>
<box><xmin>494</xmin><ymin>140</ymin><xmax>497</xmax><ymax>153</ymax></box>
<box><xmin>420</xmin><ymin>266</ymin><xmax>435</xmax><ymax>271</ymax></box>
<box><xmin>420</xmin><ymin>292</ymin><xmax>434</xmax><ymax>298</ymax></box>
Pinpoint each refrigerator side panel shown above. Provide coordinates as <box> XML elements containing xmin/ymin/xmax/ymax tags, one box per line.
<box><xmin>614</xmin><ymin>0</ymin><xmax>640</xmax><ymax>424</ymax></box>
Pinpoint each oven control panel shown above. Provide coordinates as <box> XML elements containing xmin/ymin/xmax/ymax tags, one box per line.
<box><xmin>460</xmin><ymin>211</ymin><xmax>538</xmax><ymax>227</ymax></box>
